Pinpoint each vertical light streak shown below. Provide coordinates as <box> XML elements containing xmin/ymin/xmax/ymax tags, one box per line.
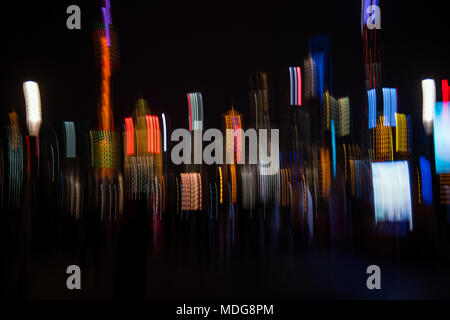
<box><xmin>442</xmin><ymin>79</ymin><xmax>449</xmax><ymax>118</ymax></box>
<box><xmin>382</xmin><ymin>88</ymin><xmax>391</xmax><ymax>126</ymax></box>
<box><xmin>296</xmin><ymin>66</ymin><xmax>302</xmax><ymax>106</ymax></box>
<box><xmin>422</xmin><ymin>79</ymin><xmax>435</xmax><ymax>135</ymax></box>
<box><xmin>289</xmin><ymin>66</ymin><xmax>302</xmax><ymax>106</ymax></box>
<box><xmin>63</xmin><ymin>121</ymin><xmax>76</xmax><ymax>158</ymax></box>
<box><xmin>155</xmin><ymin>116</ymin><xmax>160</xmax><ymax>153</ymax></box>
<box><xmin>101</xmin><ymin>7</ymin><xmax>111</xmax><ymax>47</ymax></box>
<box><xmin>149</xmin><ymin>115</ymin><xmax>153</xmax><ymax>153</ymax></box>
<box><xmin>293</xmin><ymin>67</ymin><xmax>297</xmax><ymax>106</ymax></box>
<box><xmin>192</xmin><ymin>93</ymin><xmax>198</xmax><ymax>130</ymax></box>
<box><xmin>99</xmin><ymin>36</ymin><xmax>112</xmax><ymax>131</ymax></box>
<box><xmin>125</xmin><ymin>117</ymin><xmax>134</xmax><ymax>155</ymax></box>
<box><xmin>145</xmin><ymin>115</ymin><xmax>161</xmax><ymax>154</ymax></box>
<box><xmin>219</xmin><ymin>167</ymin><xmax>223</xmax><ymax>204</ymax></box>
<box><xmin>161</xmin><ymin>113</ymin><xmax>167</xmax><ymax>152</ymax></box>
<box><xmin>368</xmin><ymin>89</ymin><xmax>376</xmax><ymax>129</ymax></box>
<box><xmin>391</xmin><ymin>88</ymin><xmax>397</xmax><ymax>127</ymax></box>
<box><xmin>331</xmin><ymin>120</ymin><xmax>336</xmax><ymax>179</ymax></box>
<box><xmin>419</xmin><ymin>156</ymin><xmax>433</xmax><ymax>206</ymax></box>
<box><xmin>23</xmin><ymin>81</ymin><xmax>42</xmax><ymax>137</ymax></box>
<box><xmin>187</xmin><ymin>93</ymin><xmax>192</xmax><ymax>131</ymax></box>
<box><xmin>289</xmin><ymin>67</ymin><xmax>294</xmax><ymax>105</ymax></box>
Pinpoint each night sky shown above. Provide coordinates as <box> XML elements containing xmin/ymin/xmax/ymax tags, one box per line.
<box><xmin>2</xmin><ymin>1</ymin><xmax>449</xmax><ymax>139</ymax></box>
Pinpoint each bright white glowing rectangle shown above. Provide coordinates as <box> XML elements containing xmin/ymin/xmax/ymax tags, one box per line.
<box><xmin>422</xmin><ymin>79</ymin><xmax>435</xmax><ymax>135</ymax></box>
<box><xmin>371</xmin><ymin>161</ymin><xmax>413</xmax><ymax>231</ymax></box>
<box><xmin>23</xmin><ymin>81</ymin><xmax>42</xmax><ymax>137</ymax></box>
<box><xmin>161</xmin><ymin>113</ymin><xmax>167</xmax><ymax>152</ymax></box>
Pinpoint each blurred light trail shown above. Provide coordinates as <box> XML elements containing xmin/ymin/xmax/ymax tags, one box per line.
<box><xmin>23</xmin><ymin>81</ymin><xmax>42</xmax><ymax>137</ymax></box>
<box><xmin>442</xmin><ymin>79</ymin><xmax>449</xmax><ymax>117</ymax></box>
<box><xmin>161</xmin><ymin>113</ymin><xmax>167</xmax><ymax>152</ymax></box>
<box><xmin>368</xmin><ymin>89</ymin><xmax>377</xmax><ymax>129</ymax></box>
<box><xmin>289</xmin><ymin>66</ymin><xmax>302</xmax><ymax>106</ymax></box>
<box><xmin>382</xmin><ymin>88</ymin><xmax>397</xmax><ymax>127</ymax></box>
<box><xmin>422</xmin><ymin>79</ymin><xmax>436</xmax><ymax>135</ymax></box>
<box><xmin>125</xmin><ymin>117</ymin><xmax>134</xmax><ymax>155</ymax></box>
<box><xmin>395</xmin><ymin>113</ymin><xmax>408</xmax><ymax>153</ymax></box>
<box><xmin>187</xmin><ymin>92</ymin><xmax>204</xmax><ymax>131</ymax></box>
<box><xmin>146</xmin><ymin>115</ymin><xmax>161</xmax><ymax>154</ymax></box>
<box><xmin>419</xmin><ymin>156</ymin><xmax>433</xmax><ymax>206</ymax></box>
<box><xmin>337</xmin><ymin>97</ymin><xmax>350</xmax><ymax>137</ymax></box>
<box><xmin>99</xmin><ymin>36</ymin><xmax>113</xmax><ymax>131</ymax></box>
<box><xmin>331</xmin><ymin>120</ymin><xmax>336</xmax><ymax>179</ymax></box>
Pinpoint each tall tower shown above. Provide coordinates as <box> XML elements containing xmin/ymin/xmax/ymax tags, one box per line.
<box><xmin>94</xmin><ymin>0</ymin><xmax>119</xmax><ymax>132</ymax></box>
<box><xmin>91</xmin><ymin>0</ymin><xmax>120</xmax><ymax>179</ymax></box>
<box><xmin>89</xmin><ymin>1</ymin><xmax>123</xmax><ymax>222</ymax></box>
<box><xmin>361</xmin><ymin>0</ymin><xmax>382</xmax><ymax>150</ymax></box>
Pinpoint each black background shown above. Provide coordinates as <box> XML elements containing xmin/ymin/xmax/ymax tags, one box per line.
<box><xmin>1</xmin><ymin>0</ymin><xmax>450</xmax><ymax>301</ymax></box>
<box><xmin>2</xmin><ymin>1</ymin><xmax>449</xmax><ymax>135</ymax></box>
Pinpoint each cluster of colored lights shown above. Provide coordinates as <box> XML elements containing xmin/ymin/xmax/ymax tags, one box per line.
<box><xmin>374</xmin><ymin>116</ymin><xmax>393</xmax><ymax>162</ymax></box>
<box><xmin>90</xmin><ymin>130</ymin><xmax>121</xmax><ymax>169</ymax></box>
<box><xmin>395</xmin><ymin>113</ymin><xmax>408</xmax><ymax>153</ymax></box>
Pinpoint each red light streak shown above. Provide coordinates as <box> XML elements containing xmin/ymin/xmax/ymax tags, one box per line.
<box><xmin>146</xmin><ymin>115</ymin><xmax>161</xmax><ymax>154</ymax></box>
<box><xmin>296</xmin><ymin>66</ymin><xmax>302</xmax><ymax>106</ymax></box>
<box><xmin>125</xmin><ymin>117</ymin><xmax>134</xmax><ymax>155</ymax></box>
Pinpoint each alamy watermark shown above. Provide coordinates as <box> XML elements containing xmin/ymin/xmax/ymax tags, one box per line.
<box><xmin>66</xmin><ymin>265</ymin><xmax>81</xmax><ymax>290</ymax></box>
<box><xmin>170</xmin><ymin>128</ymin><xmax>280</xmax><ymax>175</ymax></box>
<box><xmin>66</xmin><ymin>5</ymin><xmax>81</xmax><ymax>30</ymax></box>
<box><xmin>366</xmin><ymin>265</ymin><xmax>381</xmax><ymax>290</ymax></box>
